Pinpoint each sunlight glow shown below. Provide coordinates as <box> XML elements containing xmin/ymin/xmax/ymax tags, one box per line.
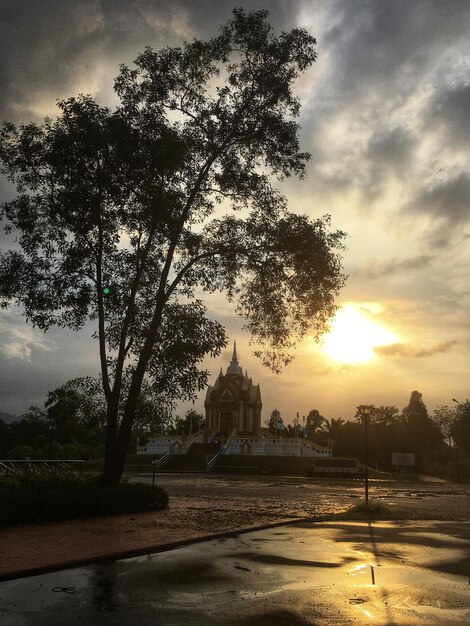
<box><xmin>321</xmin><ymin>305</ymin><xmax>398</xmax><ymax>364</ymax></box>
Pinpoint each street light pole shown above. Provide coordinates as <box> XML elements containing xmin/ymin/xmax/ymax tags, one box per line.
<box><xmin>452</xmin><ymin>398</ymin><xmax>464</xmax><ymax>483</ymax></box>
<box><xmin>357</xmin><ymin>405</ymin><xmax>374</xmax><ymax>505</ymax></box>
<box><xmin>48</xmin><ymin>423</ymin><xmax>54</xmax><ymax>458</ymax></box>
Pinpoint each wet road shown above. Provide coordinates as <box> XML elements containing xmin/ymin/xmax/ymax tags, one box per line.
<box><xmin>135</xmin><ymin>473</ymin><xmax>470</xmax><ymax>522</ymax></box>
<box><xmin>1</xmin><ymin>520</ymin><xmax>469</xmax><ymax>625</ymax></box>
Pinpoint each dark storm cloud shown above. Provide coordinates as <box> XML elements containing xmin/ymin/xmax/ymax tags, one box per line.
<box><xmin>375</xmin><ymin>340</ymin><xmax>456</xmax><ymax>359</ymax></box>
<box><xmin>366</xmin><ymin>127</ymin><xmax>414</xmax><ymax>172</ymax></box>
<box><xmin>358</xmin><ymin>254</ymin><xmax>431</xmax><ymax>279</ymax></box>
<box><xmin>0</xmin><ymin>311</ymin><xmax>98</xmax><ymax>414</ymax></box>
<box><xmin>301</xmin><ymin>0</ymin><xmax>470</xmax><ymax>202</ymax></box>
<box><xmin>0</xmin><ymin>0</ymin><xmax>297</xmax><ymax>124</ymax></box>
<box><xmin>405</xmin><ymin>173</ymin><xmax>470</xmax><ymax>225</ymax></box>
<box><xmin>430</xmin><ymin>83</ymin><xmax>470</xmax><ymax>148</ymax></box>
<box><xmin>322</xmin><ymin>0</ymin><xmax>470</xmax><ymax>101</ymax></box>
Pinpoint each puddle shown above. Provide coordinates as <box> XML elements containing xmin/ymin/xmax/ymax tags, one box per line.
<box><xmin>1</xmin><ymin>521</ymin><xmax>470</xmax><ymax>625</ymax></box>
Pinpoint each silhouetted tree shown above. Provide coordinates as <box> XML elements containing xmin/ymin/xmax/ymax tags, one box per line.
<box><xmin>402</xmin><ymin>391</ymin><xmax>428</xmax><ymax>422</ymax></box>
<box><xmin>432</xmin><ymin>405</ymin><xmax>457</xmax><ymax>447</ymax></box>
<box><xmin>452</xmin><ymin>400</ymin><xmax>470</xmax><ymax>454</ymax></box>
<box><xmin>370</xmin><ymin>405</ymin><xmax>400</xmax><ymax>427</ymax></box>
<box><xmin>0</xmin><ymin>10</ymin><xmax>345</xmax><ymax>485</ymax></box>
<box><xmin>266</xmin><ymin>409</ymin><xmax>284</xmax><ymax>434</ymax></box>
<box><xmin>320</xmin><ymin>417</ymin><xmax>345</xmax><ymax>450</ymax></box>
<box><xmin>402</xmin><ymin>391</ymin><xmax>444</xmax><ymax>469</ymax></box>
<box><xmin>334</xmin><ymin>420</ymin><xmax>363</xmax><ymax>460</ymax></box>
<box><xmin>182</xmin><ymin>409</ymin><xmax>206</xmax><ymax>435</ymax></box>
<box><xmin>305</xmin><ymin>409</ymin><xmax>325</xmax><ymax>438</ymax></box>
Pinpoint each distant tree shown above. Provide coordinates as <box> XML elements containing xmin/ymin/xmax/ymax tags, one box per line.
<box><xmin>452</xmin><ymin>400</ymin><xmax>470</xmax><ymax>454</ymax></box>
<box><xmin>182</xmin><ymin>409</ymin><xmax>206</xmax><ymax>435</ymax></box>
<box><xmin>7</xmin><ymin>444</ymin><xmax>36</xmax><ymax>460</ymax></box>
<box><xmin>305</xmin><ymin>409</ymin><xmax>325</xmax><ymax>439</ymax></box>
<box><xmin>402</xmin><ymin>391</ymin><xmax>444</xmax><ymax>469</ymax></box>
<box><xmin>432</xmin><ymin>405</ymin><xmax>457</xmax><ymax>446</ymax></box>
<box><xmin>0</xmin><ymin>419</ymin><xmax>10</xmax><ymax>457</ymax></box>
<box><xmin>266</xmin><ymin>409</ymin><xmax>284</xmax><ymax>434</ymax></box>
<box><xmin>0</xmin><ymin>9</ymin><xmax>345</xmax><ymax>485</ymax></box>
<box><xmin>284</xmin><ymin>423</ymin><xmax>295</xmax><ymax>438</ymax></box>
<box><xmin>370</xmin><ymin>406</ymin><xmax>400</xmax><ymax>427</ymax></box>
<box><xmin>320</xmin><ymin>417</ymin><xmax>345</xmax><ymax>450</ymax></box>
<box><xmin>47</xmin><ymin>376</ymin><xmax>171</xmax><ymax>445</ymax></box>
<box><xmin>402</xmin><ymin>391</ymin><xmax>428</xmax><ymax>422</ymax></box>
<box><xmin>333</xmin><ymin>420</ymin><xmax>363</xmax><ymax>460</ymax></box>
<box><xmin>166</xmin><ymin>415</ymin><xmax>186</xmax><ymax>436</ymax></box>
<box><xmin>7</xmin><ymin>409</ymin><xmax>48</xmax><ymax>452</ymax></box>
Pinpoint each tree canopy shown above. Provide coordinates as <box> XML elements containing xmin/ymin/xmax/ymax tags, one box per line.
<box><xmin>0</xmin><ymin>9</ymin><xmax>345</xmax><ymax>484</ymax></box>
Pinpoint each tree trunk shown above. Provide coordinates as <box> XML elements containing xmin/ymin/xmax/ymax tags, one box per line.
<box><xmin>102</xmin><ymin>402</ymin><xmax>121</xmax><ymax>486</ymax></box>
<box><xmin>101</xmin><ymin>340</ymin><xmax>160</xmax><ymax>486</ymax></box>
<box><xmin>102</xmin><ymin>441</ymin><xmax>127</xmax><ymax>486</ymax></box>
<box><xmin>101</xmin><ymin>288</ymin><xmax>167</xmax><ymax>486</ymax></box>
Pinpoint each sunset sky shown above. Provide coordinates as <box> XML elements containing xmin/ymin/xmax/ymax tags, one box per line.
<box><xmin>0</xmin><ymin>0</ymin><xmax>469</xmax><ymax>422</ymax></box>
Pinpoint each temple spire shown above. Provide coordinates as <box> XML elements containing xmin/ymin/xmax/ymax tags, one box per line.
<box><xmin>226</xmin><ymin>339</ymin><xmax>243</xmax><ymax>375</ymax></box>
<box><xmin>232</xmin><ymin>340</ymin><xmax>238</xmax><ymax>363</ymax></box>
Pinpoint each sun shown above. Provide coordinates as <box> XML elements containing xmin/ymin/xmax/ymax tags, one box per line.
<box><xmin>320</xmin><ymin>305</ymin><xmax>398</xmax><ymax>364</ymax></box>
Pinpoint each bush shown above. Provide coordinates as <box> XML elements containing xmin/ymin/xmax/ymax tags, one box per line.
<box><xmin>346</xmin><ymin>499</ymin><xmax>393</xmax><ymax>518</ymax></box>
<box><xmin>6</xmin><ymin>445</ymin><xmax>36</xmax><ymax>459</ymax></box>
<box><xmin>0</xmin><ymin>474</ymin><xmax>168</xmax><ymax>525</ymax></box>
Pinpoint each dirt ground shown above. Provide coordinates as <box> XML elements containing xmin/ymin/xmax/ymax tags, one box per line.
<box><xmin>145</xmin><ymin>473</ymin><xmax>470</xmax><ymax>527</ymax></box>
<box><xmin>1</xmin><ymin>473</ymin><xmax>469</xmax><ymax>580</ymax></box>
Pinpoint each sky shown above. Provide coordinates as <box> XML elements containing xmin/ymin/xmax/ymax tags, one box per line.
<box><xmin>0</xmin><ymin>0</ymin><xmax>469</xmax><ymax>423</ymax></box>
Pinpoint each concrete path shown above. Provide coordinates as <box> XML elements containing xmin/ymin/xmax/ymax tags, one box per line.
<box><xmin>1</xmin><ymin>519</ymin><xmax>469</xmax><ymax>625</ymax></box>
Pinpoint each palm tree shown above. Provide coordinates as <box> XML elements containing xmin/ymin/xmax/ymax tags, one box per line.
<box><xmin>320</xmin><ymin>417</ymin><xmax>345</xmax><ymax>449</ymax></box>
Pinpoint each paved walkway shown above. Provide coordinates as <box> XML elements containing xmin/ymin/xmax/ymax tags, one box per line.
<box><xmin>2</xmin><ymin>474</ymin><xmax>469</xmax><ymax>582</ymax></box>
<box><xmin>0</xmin><ymin>497</ymin><xmax>297</xmax><ymax>581</ymax></box>
<box><xmin>2</xmin><ymin>520</ymin><xmax>470</xmax><ymax>625</ymax></box>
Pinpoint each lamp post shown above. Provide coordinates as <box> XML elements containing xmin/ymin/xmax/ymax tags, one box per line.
<box><xmin>357</xmin><ymin>405</ymin><xmax>374</xmax><ymax>505</ymax></box>
<box><xmin>452</xmin><ymin>398</ymin><xmax>463</xmax><ymax>483</ymax></box>
<box><xmin>48</xmin><ymin>422</ymin><xmax>54</xmax><ymax>459</ymax></box>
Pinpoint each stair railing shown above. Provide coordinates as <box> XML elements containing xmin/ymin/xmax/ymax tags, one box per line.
<box><xmin>222</xmin><ymin>427</ymin><xmax>237</xmax><ymax>453</ymax></box>
<box><xmin>205</xmin><ymin>451</ymin><xmax>221</xmax><ymax>472</ymax></box>
<box><xmin>152</xmin><ymin>452</ymin><xmax>172</xmax><ymax>485</ymax></box>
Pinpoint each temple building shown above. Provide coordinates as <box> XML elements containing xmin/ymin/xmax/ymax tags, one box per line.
<box><xmin>137</xmin><ymin>341</ymin><xmax>334</xmax><ymax>467</ymax></box>
<box><xmin>204</xmin><ymin>342</ymin><xmax>261</xmax><ymax>435</ymax></box>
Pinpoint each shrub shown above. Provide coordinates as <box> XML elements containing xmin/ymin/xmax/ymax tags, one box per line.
<box><xmin>346</xmin><ymin>499</ymin><xmax>393</xmax><ymax>518</ymax></box>
<box><xmin>0</xmin><ymin>474</ymin><xmax>168</xmax><ymax>525</ymax></box>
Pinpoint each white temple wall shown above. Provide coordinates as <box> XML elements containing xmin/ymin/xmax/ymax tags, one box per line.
<box><xmin>228</xmin><ymin>437</ymin><xmax>331</xmax><ymax>457</ymax></box>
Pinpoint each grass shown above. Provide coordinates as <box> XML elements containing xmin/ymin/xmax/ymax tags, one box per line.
<box><xmin>348</xmin><ymin>499</ymin><xmax>393</xmax><ymax>516</ymax></box>
<box><xmin>0</xmin><ymin>474</ymin><xmax>168</xmax><ymax>525</ymax></box>
<box><xmin>327</xmin><ymin>498</ymin><xmax>399</xmax><ymax>521</ymax></box>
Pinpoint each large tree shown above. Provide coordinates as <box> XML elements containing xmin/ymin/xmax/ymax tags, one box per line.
<box><xmin>0</xmin><ymin>9</ymin><xmax>345</xmax><ymax>485</ymax></box>
<box><xmin>402</xmin><ymin>391</ymin><xmax>444</xmax><ymax>469</ymax></box>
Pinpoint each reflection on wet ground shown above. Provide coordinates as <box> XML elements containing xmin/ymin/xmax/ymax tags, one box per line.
<box><xmin>131</xmin><ymin>474</ymin><xmax>470</xmax><ymax>523</ymax></box>
<box><xmin>1</xmin><ymin>520</ymin><xmax>469</xmax><ymax>625</ymax></box>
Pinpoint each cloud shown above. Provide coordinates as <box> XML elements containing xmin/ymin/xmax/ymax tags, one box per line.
<box><xmin>430</xmin><ymin>82</ymin><xmax>470</xmax><ymax>148</ymax></box>
<box><xmin>0</xmin><ymin>310</ymin><xmax>98</xmax><ymax>413</ymax></box>
<box><xmin>322</xmin><ymin>0</ymin><xmax>470</xmax><ymax>101</ymax></box>
<box><xmin>366</xmin><ymin>127</ymin><xmax>414</xmax><ymax>172</ymax></box>
<box><xmin>298</xmin><ymin>0</ymin><xmax>470</xmax><ymax>210</ymax></box>
<box><xmin>375</xmin><ymin>340</ymin><xmax>456</xmax><ymax>358</ymax></box>
<box><xmin>0</xmin><ymin>1</ymin><xmax>469</xmax><ymax>417</ymax></box>
<box><xmin>0</xmin><ymin>1</ymin><xmax>299</xmax><ymax>125</ymax></box>
<box><xmin>0</xmin><ymin>312</ymin><xmax>53</xmax><ymax>361</ymax></box>
<box><xmin>405</xmin><ymin>173</ymin><xmax>470</xmax><ymax>225</ymax></box>
<box><xmin>358</xmin><ymin>254</ymin><xmax>431</xmax><ymax>278</ymax></box>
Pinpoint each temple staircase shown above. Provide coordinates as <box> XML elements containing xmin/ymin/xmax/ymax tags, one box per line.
<box><xmin>157</xmin><ymin>441</ymin><xmax>221</xmax><ymax>473</ymax></box>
